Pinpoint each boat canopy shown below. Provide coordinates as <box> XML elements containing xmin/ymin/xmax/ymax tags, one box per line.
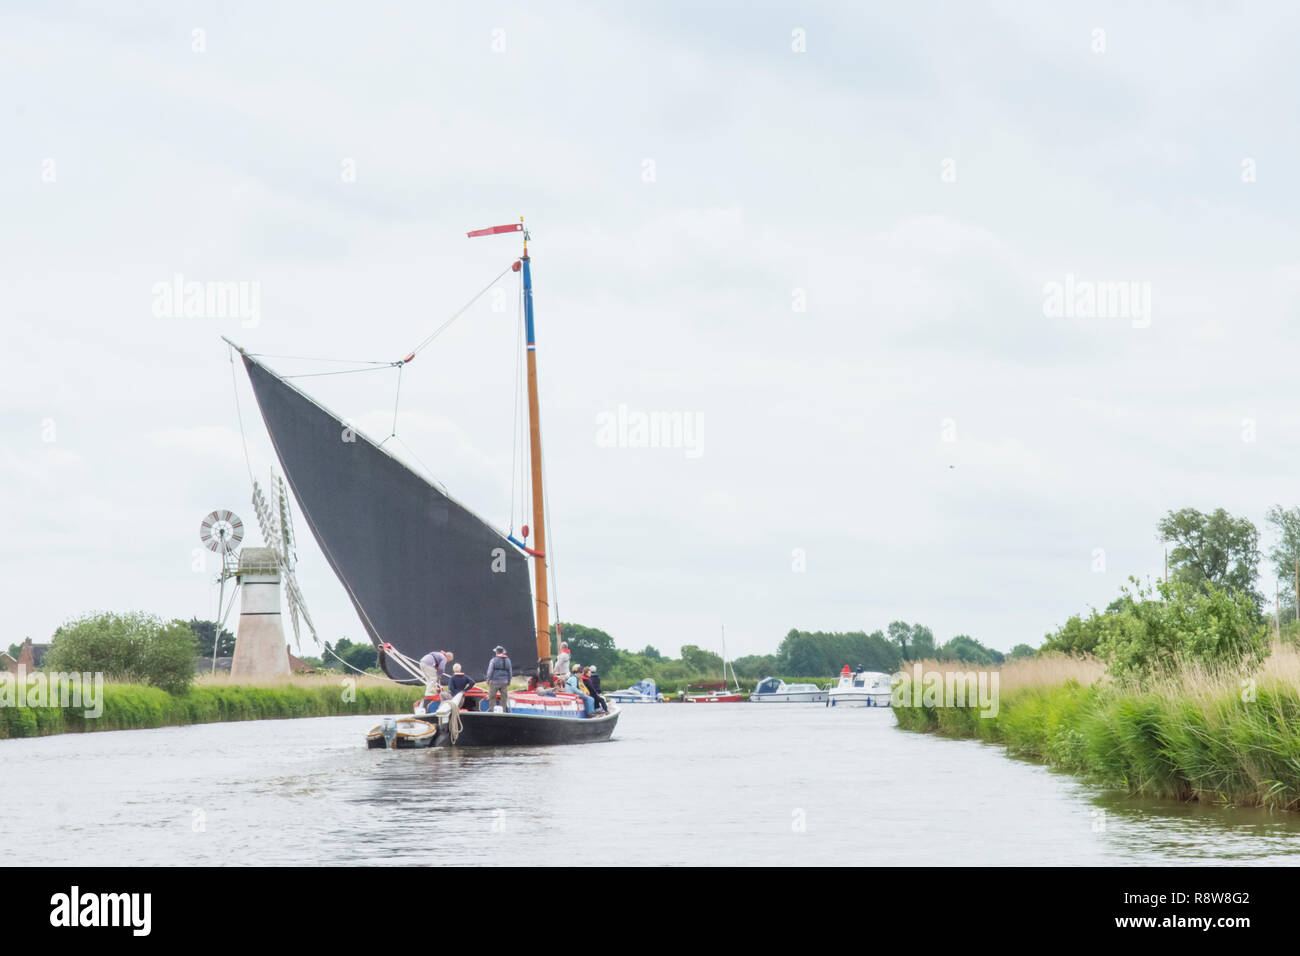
<box><xmin>629</xmin><ymin>679</ymin><xmax>657</xmax><ymax>697</ymax></box>
<box><xmin>240</xmin><ymin>352</ymin><xmax>536</xmax><ymax>682</ymax></box>
<box><xmin>754</xmin><ymin>677</ymin><xmax>782</xmax><ymax>695</ymax></box>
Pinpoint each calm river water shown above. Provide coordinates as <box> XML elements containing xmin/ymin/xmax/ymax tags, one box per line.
<box><xmin>5</xmin><ymin>704</ymin><xmax>1300</xmax><ymax>865</ymax></box>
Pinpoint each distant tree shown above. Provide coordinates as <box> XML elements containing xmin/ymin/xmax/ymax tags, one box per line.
<box><xmin>324</xmin><ymin>637</ymin><xmax>377</xmax><ymax>672</ymax></box>
<box><xmin>1265</xmin><ymin>505</ymin><xmax>1300</xmax><ymax>621</ymax></box>
<box><xmin>731</xmin><ymin>654</ymin><xmax>780</xmax><ymax>679</ymax></box>
<box><xmin>550</xmin><ymin>623</ymin><xmax>619</xmax><ymax>674</ymax></box>
<box><xmin>1158</xmin><ymin>507</ymin><xmax>1261</xmax><ymax>608</ymax></box>
<box><xmin>887</xmin><ymin>621</ymin><xmax>913</xmax><ymax>661</ymax></box>
<box><xmin>640</xmin><ymin>645</ymin><xmax>663</xmax><ymax>661</ymax></box>
<box><xmin>186</xmin><ymin>618</ymin><xmax>235</xmax><ymax>658</ymax></box>
<box><xmin>1009</xmin><ymin>643</ymin><xmax>1037</xmax><ymax>659</ymax></box>
<box><xmin>1041</xmin><ymin>610</ymin><xmax>1107</xmax><ymax>657</ymax></box>
<box><xmin>679</xmin><ymin>644</ymin><xmax>724</xmax><ymax>677</ymax></box>
<box><xmin>935</xmin><ymin>635</ymin><xmax>1004</xmax><ymax>666</ymax></box>
<box><xmin>45</xmin><ymin>611</ymin><xmax>196</xmax><ymax>694</ymax></box>
<box><xmin>777</xmin><ymin>629</ymin><xmax>900</xmax><ymax>675</ymax></box>
<box><xmin>909</xmin><ymin>625</ymin><xmax>936</xmax><ymax>659</ymax></box>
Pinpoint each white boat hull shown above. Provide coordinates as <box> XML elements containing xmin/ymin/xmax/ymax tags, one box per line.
<box><xmin>826</xmin><ymin>693</ymin><xmax>892</xmax><ymax>707</ymax></box>
<box><xmin>749</xmin><ymin>691</ymin><xmax>827</xmax><ymax>703</ymax></box>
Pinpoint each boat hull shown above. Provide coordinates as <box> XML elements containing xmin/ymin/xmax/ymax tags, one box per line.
<box><xmin>370</xmin><ymin>706</ymin><xmax>620</xmax><ymax>748</ymax></box>
<box><xmin>749</xmin><ymin>691</ymin><xmax>827</xmax><ymax>703</ymax></box>
<box><xmin>826</xmin><ymin>694</ymin><xmax>892</xmax><ymax>708</ymax></box>
<box><xmin>683</xmin><ymin>694</ymin><xmax>745</xmax><ymax>703</ymax></box>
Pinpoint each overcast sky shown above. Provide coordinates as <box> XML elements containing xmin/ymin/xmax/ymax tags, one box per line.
<box><xmin>6</xmin><ymin>1</ymin><xmax>1300</xmax><ymax>663</ymax></box>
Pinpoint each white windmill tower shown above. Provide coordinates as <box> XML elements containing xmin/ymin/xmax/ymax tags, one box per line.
<box><xmin>229</xmin><ymin>472</ymin><xmax>318</xmax><ymax>678</ymax></box>
<box><xmin>199</xmin><ymin>510</ymin><xmax>244</xmax><ymax>674</ymax></box>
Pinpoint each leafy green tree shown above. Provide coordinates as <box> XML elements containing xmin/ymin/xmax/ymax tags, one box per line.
<box><xmin>1096</xmin><ymin>577</ymin><xmax>1267</xmax><ymax>680</ymax></box>
<box><xmin>935</xmin><ymin>634</ymin><xmax>1004</xmax><ymax>666</ymax></box>
<box><xmin>1009</xmin><ymin>643</ymin><xmax>1037</xmax><ymax>659</ymax></box>
<box><xmin>679</xmin><ymin>644</ymin><xmax>724</xmax><ymax>676</ymax></box>
<box><xmin>887</xmin><ymin>621</ymin><xmax>913</xmax><ymax>661</ymax></box>
<box><xmin>731</xmin><ymin>654</ymin><xmax>779</xmax><ymax>678</ymax></box>
<box><xmin>640</xmin><ymin>645</ymin><xmax>663</xmax><ymax>661</ymax></box>
<box><xmin>909</xmin><ymin>625</ymin><xmax>936</xmax><ymax>659</ymax></box>
<box><xmin>323</xmin><ymin>637</ymin><xmax>377</xmax><ymax>672</ymax></box>
<box><xmin>550</xmin><ymin>622</ymin><xmax>619</xmax><ymax>674</ymax></box>
<box><xmin>1265</xmin><ymin>505</ymin><xmax>1300</xmax><ymax>621</ymax></box>
<box><xmin>1158</xmin><ymin>507</ymin><xmax>1261</xmax><ymax>607</ymax></box>
<box><xmin>45</xmin><ymin>611</ymin><xmax>197</xmax><ymax>694</ymax></box>
<box><xmin>1041</xmin><ymin>610</ymin><xmax>1107</xmax><ymax>656</ymax></box>
<box><xmin>186</xmin><ymin>618</ymin><xmax>234</xmax><ymax>658</ymax></box>
<box><xmin>776</xmin><ymin>629</ymin><xmax>900</xmax><ymax>675</ymax></box>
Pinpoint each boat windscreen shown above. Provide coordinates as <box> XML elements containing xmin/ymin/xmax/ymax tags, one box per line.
<box><xmin>755</xmin><ymin>677</ymin><xmax>780</xmax><ymax>695</ymax></box>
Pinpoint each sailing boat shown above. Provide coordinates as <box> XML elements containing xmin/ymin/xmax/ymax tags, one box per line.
<box><xmin>683</xmin><ymin>625</ymin><xmax>745</xmax><ymax>703</ymax></box>
<box><xmin>225</xmin><ymin>220</ymin><xmax>618</xmax><ymax>747</ymax></box>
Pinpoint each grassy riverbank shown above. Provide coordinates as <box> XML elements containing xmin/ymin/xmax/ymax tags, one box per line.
<box><xmin>893</xmin><ymin>649</ymin><xmax>1300</xmax><ymax>810</ymax></box>
<box><xmin>0</xmin><ymin>674</ymin><xmax>423</xmax><ymax>740</ymax></box>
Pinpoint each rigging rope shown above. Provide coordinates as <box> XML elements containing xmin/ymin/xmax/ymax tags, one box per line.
<box><xmin>402</xmin><ymin>263</ymin><xmax>514</xmax><ymax>361</ymax></box>
<box><xmin>284</xmin><ymin>364</ymin><xmax>400</xmax><ymax>380</ymax></box>
<box><xmin>229</xmin><ymin>346</ymin><xmax>255</xmax><ymax>486</ymax></box>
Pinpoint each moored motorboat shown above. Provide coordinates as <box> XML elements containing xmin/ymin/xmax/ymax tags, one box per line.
<box><xmin>748</xmin><ymin>677</ymin><xmax>827</xmax><ymax>703</ymax></box>
<box><xmin>826</xmin><ymin>667</ymin><xmax>894</xmax><ymax>707</ymax></box>
<box><xmin>606</xmin><ymin>678</ymin><xmax>666</xmax><ymax>703</ymax></box>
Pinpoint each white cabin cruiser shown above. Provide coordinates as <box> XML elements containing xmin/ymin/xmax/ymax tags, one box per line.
<box><xmin>826</xmin><ymin>668</ymin><xmax>894</xmax><ymax>707</ymax></box>
<box><xmin>749</xmin><ymin>677</ymin><xmax>827</xmax><ymax>703</ymax></box>
<box><xmin>605</xmin><ymin>678</ymin><xmax>666</xmax><ymax>704</ymax></box>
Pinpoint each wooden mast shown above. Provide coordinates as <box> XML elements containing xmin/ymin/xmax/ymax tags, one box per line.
<box><xmin>520</xmin><ymin>220</ymin><xmax>552</xmax><ymax>681</ymax></box>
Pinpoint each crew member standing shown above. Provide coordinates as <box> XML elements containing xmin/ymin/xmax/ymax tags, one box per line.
<box><xmin>485</xmin><ymin>645</ymin><xmax>512</xmax><ymax>712</ymax></box>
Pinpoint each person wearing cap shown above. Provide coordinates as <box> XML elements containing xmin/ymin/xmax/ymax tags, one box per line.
<box><xmin>485</xmin><ymin>645</ymin><xmax>512</xmax><ymax>712</ymax></box>
<box><xmin>419</xmin><ymin>650</ymin><xmax>453</xmax><ymax>696</ymax></box>
<box><xmin>448</xmin><ymin>662</ymin><xmax>475</xmax><ymax>698</ymax></box>
<box><xmin>583</xmin><ymin>665</ymin><xmax>608</xmax><ymax>713</ymax></box>
<box><xmin>564</xmin><ymin>663</ymin><xmax>596</xmax><ymax>717</ymax></box>
<box><xmin>554</xmin><ymin>642</ymin><xmax>571</xmax><ymax>686</ymax></box>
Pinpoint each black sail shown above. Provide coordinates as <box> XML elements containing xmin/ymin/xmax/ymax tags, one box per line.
<box><xmin>240</xmin><ymin>353</ymin><xmax>536</xmax><ymax>682</ymax></box>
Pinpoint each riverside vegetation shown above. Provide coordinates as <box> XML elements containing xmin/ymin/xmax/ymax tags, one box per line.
<box><xmin>1</xmin><ymin>611</ymin><xmax>423</xmax><ymax>739</ymax></box>
<box><xmin>896</xmin><ymin>505</ymin><xmax>1300</xmax><ymax>811</ymax></box>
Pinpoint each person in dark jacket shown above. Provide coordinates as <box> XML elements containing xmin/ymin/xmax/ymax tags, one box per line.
<box><xmin>447</xmin><ymin>663</ymin><xmax>475</xmax><ymax>698</ymax></box>
<box><xmin>485</xmin><ymin>646</ymin><xmax>512</xmax><ymax>712</ymax></box>
<box><xmin>583</xmin><ymin>665</ymin><xmax>608</xmax><ymax>713</ymax></box>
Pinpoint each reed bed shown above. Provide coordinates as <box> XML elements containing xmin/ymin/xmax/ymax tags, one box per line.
<box><xmin>893</xmin><ymin>646</ymin><xmax>1300</xmax><ymax>811</ymax></box>
<box><xmin>0</xmin><ymin>678</ymin><xmax>423</xmax><ymax>740</ymax></box>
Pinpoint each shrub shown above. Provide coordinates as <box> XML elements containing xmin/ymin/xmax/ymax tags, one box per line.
<box><xmin>44</xmin><ymin>611</ymin><xmax>197</xmax><ymax>694</ymax></box>
<box><xmin>1096</xmin><ymin>578</ymin><xmax>1267</xmax><ymax>682</ymax></box>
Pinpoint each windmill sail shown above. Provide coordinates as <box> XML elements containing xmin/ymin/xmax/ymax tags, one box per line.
<box><xmin>239</xmin><ymin>352</ymin><xmax>536</xmax><ymax>682</ymax></box>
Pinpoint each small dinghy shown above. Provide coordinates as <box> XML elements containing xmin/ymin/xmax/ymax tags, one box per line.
<box><xmin>366</xmin><ymin>716</ymin><xmax>439</xmax><ymax>749</ymax></box>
